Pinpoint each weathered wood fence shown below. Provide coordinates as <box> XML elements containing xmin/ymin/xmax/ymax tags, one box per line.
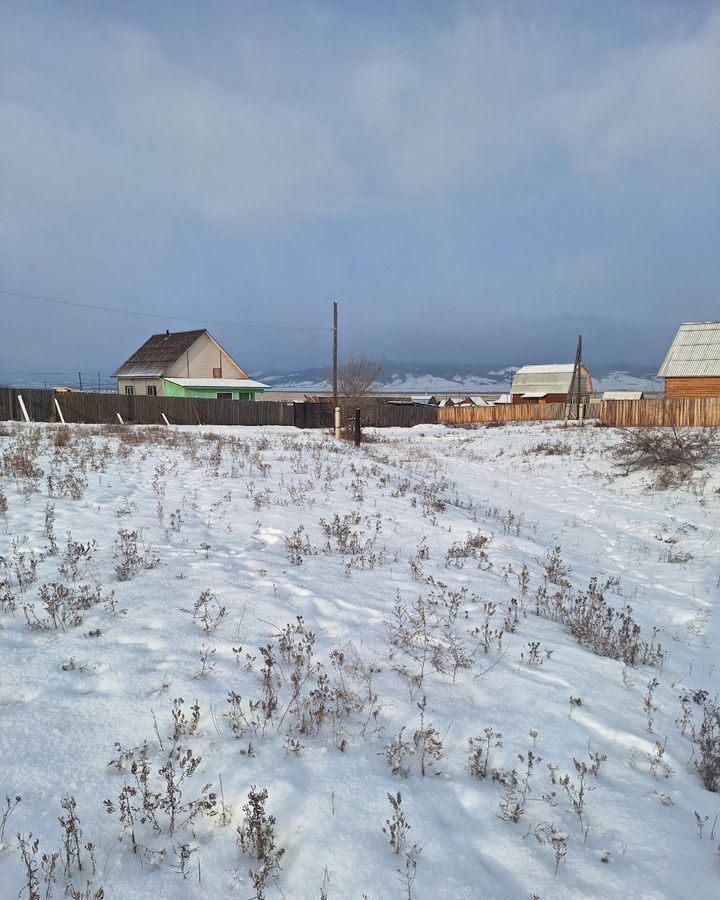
<box><xmin>0</xmin><ymin>386</ymin><xmax>601</xmax><ymax>429</ymax></box>
<box><xmin>438</xmin><ymin>403</ymin><xmax>569</xmax><ymax>425</ymax></box>
<box><xmin>599</xmin><ymin>397</ymin><xmax>720</xmax><ymax>428</ymax></box>
<box><xmin>0</xmin><ymin>388</ymin><xmax>298</xmax><ymax>426</ymax></box>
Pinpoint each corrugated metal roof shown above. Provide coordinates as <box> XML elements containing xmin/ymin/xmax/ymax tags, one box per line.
<box><xmin>510</xmin><ymin>364</ymin><xmax>592</xmax><ymax>395</ymax></box>
<box><xmin>657</xmin><ymin>322</ymin><xmax>720</xmax><ymax>377</ymax></box>
<box><xmin>515</xmin><ymin>364</ymin><xmax>576</xmax><ymax>374</ymax></box>
<box><xmin>602</xmin><ymin>391</ymin><xmax>643</xmax><ymax>400</ymax></box>
<box><xmin>164</xmin><ymin>377</ymin><xmax>268</xmax><ymax>389</ymax></box>
<box><xmin>114</xmin><ymin>330</ymin><xmax>206</xmax><ymax>377</ymax></box>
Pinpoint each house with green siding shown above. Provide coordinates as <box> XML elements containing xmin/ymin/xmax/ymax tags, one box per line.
<box><xmin>113</xmin><ymin>329</ymin><xmax>268</xmax><ymax>400</ymax></box>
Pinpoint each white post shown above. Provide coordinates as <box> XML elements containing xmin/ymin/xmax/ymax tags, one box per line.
<box><xmin>334</xmin><ymin>406</ymin><xmax>341</xmax><ymax>439</ymax></box>
<box><xmin>17</xmin><ymin>394</ymin><xmax>30</xmax><ymax>423</ymax></box>
<box><xmin>161</xmin><ymin>413</ymin><xmax>170</xmax><ymax>427</ymax></box>
<box><xmin>54</xmin><ymin>397</ymin><xmax>66</xmax><ymax>424</ymax></box>
<box><xmin>579</xmin><ymin>403</ymin><xmax>585</xmax><ymax>426</ymax></box>
<box><xmin>116</xmin><ymin>413</ymin><xmax>124</xmax><ymax>424</ymax></box>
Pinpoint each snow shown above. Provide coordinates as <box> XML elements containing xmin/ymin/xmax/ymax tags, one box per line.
<box><xmin>266</xmin><ymin>371</ymin><xmax>662</xmax><ymax>394</ymax></box>
<box><xmin>515</xmin><ymin>364</ymin><xmax>577</xmax><ymax>374</ymax></box>
<box><xmin>0</xmin><ymin>421</ymin><xmax>718</xmax><ymax>900</ymax></box>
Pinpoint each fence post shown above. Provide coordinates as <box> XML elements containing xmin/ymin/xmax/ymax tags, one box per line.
<box><xmin>17</xmin><ymin>394</ymin><xmax>31</xmax><ymax>423</ymax></box>
<box><xmin>54</xmin><ymin>397</ymin><xmax>66</xmax><ymax>424</ymax></box>
<box><xmin>161</xmin><ymin>413</ymin><xmax>171</xmax><ymax>427</ymax></box>
<box><xmin>335</xmin><ymin>407</ymin><xmax>341</xmax><ymax>439</ymax></box>
<box><xmin>354</xmin><ymin>408</ymin><xmax>361</xmax><ymax>446</ymax></box>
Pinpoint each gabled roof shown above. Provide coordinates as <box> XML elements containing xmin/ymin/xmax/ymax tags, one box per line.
<box><xmin>515</xmin><ymin>364</ymin><xmax>576</xmax><ymax>375</ymax></box>
<box><xmin>510</xmin><ymin>363</ymin><xmax>592</xmax><ymax>395</ymax></box>
<box><xmin>114</xmin><ymin>330</ymin><xmax>207</xmax><ymax>378</ymax></box>
<box><xmin>602</xmin><ymin>391</ymin><xmax>643</xmax><ymax>400</ymax></box>
<box><xmin>658</xmin><ymin>322</ymin><xmax>720</xmax><ymax>378</ymax></box>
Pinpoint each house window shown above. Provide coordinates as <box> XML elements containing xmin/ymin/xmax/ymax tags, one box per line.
<box><xmin>147</xmin><ymin>386</ymin><xmax>157</xmax><ymax>396</ymax></box>
<box><xmin>125</xmin><ymin>386</ymin><xmax>134</xmax><ymax>395</ymax></box>
<box><xmin>216</xmin><ymin>392</ymin><xmax>233</xmax><ymax>399</ymax></box>
<box><xmin>213</xmin><ymin>367</ymin><xmax>222</xmax><ymax>378</ymax></box>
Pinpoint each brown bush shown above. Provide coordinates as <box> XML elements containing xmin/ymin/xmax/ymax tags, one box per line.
<box><xmin>612</xmin><ymin>426</ymin><xmax>720</xmax><ymax>487</ymax></box>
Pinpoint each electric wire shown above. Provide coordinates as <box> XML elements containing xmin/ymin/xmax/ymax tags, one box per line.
<box><xmin>0</xmin><ymin>288</ymin><xmax>327</xmax><ymax>331</ymax></box>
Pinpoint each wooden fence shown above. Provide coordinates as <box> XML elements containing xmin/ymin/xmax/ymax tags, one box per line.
<box><xmin>0</xmin><ymin>387</ymin><xmax>584</xmax><ymax>429</ymax></box>
<box><xmin>599</xmin><ymin>397</ymin><xmax>720</xmax><ymax>428</ymax></box>
<box><xmin>438</xmin><ymin>403</ymin><xmax>568</xmax><ymax>425</ymax></box>
<box><xmin>0</xmin><ymin>388</ymin><xmax>298</xmax><ymax>427</ymax></box>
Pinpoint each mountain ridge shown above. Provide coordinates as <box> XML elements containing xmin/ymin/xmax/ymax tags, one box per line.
<box><xmin>255</xmin><ymin>361</ymin><xmax>662</xmax><ymax>394</ymax></box>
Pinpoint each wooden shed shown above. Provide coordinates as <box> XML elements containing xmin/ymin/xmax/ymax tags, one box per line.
<box><xmin>602</xmin><ymin>391</ymin><xmax>644</xmax><ymax>401</ymax></box>
<box><xmin>510</xmin><ymin>364</ymin><xmax>593</xmax><ymax>405</ymax></box>
<box><xmin>658</xmin><ymin>322</ymin><xmax>720</xmax><ymax>397</ymax></box>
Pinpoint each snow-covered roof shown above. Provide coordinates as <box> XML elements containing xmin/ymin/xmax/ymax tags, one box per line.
<box><xmin>515</xmin><ymin>364</ymin><xmax>576</xmax><ymax>374</ymax></box>
<box><xmin>164</xmin><ymin>378</ymin><xmax>269</xmax><ymax>390</ymax></box>
<box><xmin>658</xmin><ymin>322</ymin><xmax>720</xmax><ymax>378</ymax></box>
<box><xmin>511</xmin><ymin>364</ymin><xmax>592</xmax><ymax>396</ymax></box>
<box><xmin>602</xmin><ymin>391</ymin><xmax>643</xmax><ymax>400</ymax></box>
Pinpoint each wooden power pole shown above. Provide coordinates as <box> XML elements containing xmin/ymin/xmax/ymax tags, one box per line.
<box><xmin>332</xmin><ymin>300</ymin><xmax>338</xmax><ymax>410</ymax></box>
<box><xmin>565</xmin><ymin>335</ymin><xmax>583</xmax><ymax>423</ymax></box>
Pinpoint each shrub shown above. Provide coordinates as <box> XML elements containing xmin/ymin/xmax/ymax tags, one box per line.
<box><xmin>612</xmin><ymin>426</ymin><xmax>720</xmax><ymax>487</ymax></box>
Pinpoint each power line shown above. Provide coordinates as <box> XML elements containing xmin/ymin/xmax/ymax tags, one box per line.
<box><xmin>254</xmin><ymin>329</ymin><xmax>333</xmax><ymax>372</ymax></box>
<box><xmin>0</xmin><ymin>330</ymin><xmax>333</xmax><ymax>380</ymax></box>
<box><xmin>0</xmin><ymin>288</ymin><xmax>327</xmax><ymax>332</ymax></box>
<box><xmin>0</xmin><ymin>329</ymin><xmax>334</xmax><ymax>379</ymax></box>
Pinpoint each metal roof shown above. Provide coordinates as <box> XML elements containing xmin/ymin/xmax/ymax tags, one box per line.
<box><xmin>602</xmin><ymin>391</ymin><xmax>643</xmax><ymax>400</ymax></box>
<box><xmin>164</xmin><ymin>377</ymin><xmax>268</xmax><ymax>390</ymax></box>
<box><xmin>113</xmin><ymin>330</ymin><xmax>207</xmax><ymax>377</ymax></box>
<box><xmin>515</xmin><ymin>364</ymin><xmax>576</xmax><ymax>374</ymax></box>
<box><xmin>657</xmin><ymin>322</ymin><xmax>720</xmax><ymax>378</ymax></box>
<box><xmin>510</xmin><ymin>364</ymin><xmax>592</xmax><ymax>395</ymax></box>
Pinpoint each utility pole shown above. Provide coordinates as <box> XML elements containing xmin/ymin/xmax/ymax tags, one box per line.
<box><xmin>564</xmin><ymin>335</ymin><xmax>583</xmax><ymax>424</ymax></box>
<box><xmin>98</xmin><ymin>371</ymin><xmax>101</xmax><ymax>392</ymax></box>
<box><xmin>575</xmin><ymin>334</ymin><xmax>583</xmax><ymax>424</ymax></box>
<box><xmin>333</xmin><ymin>300</ymin><xmax>340</xmax><ymax>438</ymax></box>
<box><xmin>78</xmin><ymin>371</ymin><xmax>83</xmax><ymax>392</ymax></box>
<box><xmin>332</xmin><ymin>300</ymin><xmax>338</xmax><ymax>409</ymax></box>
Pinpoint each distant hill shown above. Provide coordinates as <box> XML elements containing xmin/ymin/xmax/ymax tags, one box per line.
<box><xmin>255</xmin><ymin>361</ymin><xmax>662</xmax><ymax>394</ymax></box>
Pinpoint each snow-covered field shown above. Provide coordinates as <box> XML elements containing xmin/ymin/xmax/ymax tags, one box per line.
<box><xmin>0</xmin><ymin>421</ymin><xmax>717</xmax><ymax>900</ymax></box>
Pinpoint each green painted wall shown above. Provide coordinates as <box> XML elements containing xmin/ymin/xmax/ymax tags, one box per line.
<box><xmin>163</xmin><ymin>381</ymin><xmax>260</xmax><ymax>401</ymax></box>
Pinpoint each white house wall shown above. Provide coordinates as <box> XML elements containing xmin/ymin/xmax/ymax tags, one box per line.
<box><xmin>164</xmin><ymin>333</ymin><xmax>248</xmax><ymax>379</ymax></box>
<box><xmin>117</xmin><ymin>378</ymin><xmax>165</xmax><ymax>396</ymax></box>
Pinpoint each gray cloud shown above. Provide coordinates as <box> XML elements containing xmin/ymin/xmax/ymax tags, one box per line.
<box><xmin>0</xmin><ymin>2</ymin><xmax>719</xmax><ymax>374</ymax></box>
<box><xmin>2</xmin><ymin>5</ymin><xmax>719</xmax><ymax>236</ymax></box>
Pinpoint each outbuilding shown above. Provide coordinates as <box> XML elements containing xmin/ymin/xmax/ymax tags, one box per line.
<box><xmin>510</xmin><ymin>364</ymin><xmax>593</xmax><ymax>405</ymax></box>
<box><xmin>658</xmin><ymin>322</ymin><xmax>720</xmax><ymax>397</ymax></box>
<box><xmin>602</xmin><ymin>391</ymin><xmax>644</xmax><ymax>401</ymax></box>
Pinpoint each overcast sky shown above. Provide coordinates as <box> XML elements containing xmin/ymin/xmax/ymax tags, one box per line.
<box><xmin>1</xmin><ymin>0</ymin><xmax>719</xmax><ymax>382</ymax></box>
